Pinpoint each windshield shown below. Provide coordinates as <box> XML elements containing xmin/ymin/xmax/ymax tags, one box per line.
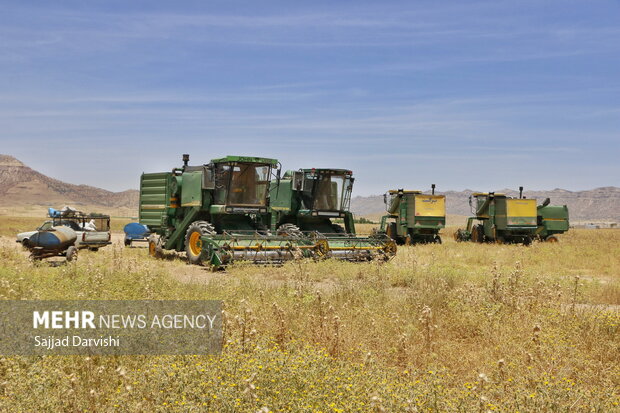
<box><xmin>215</xmin><ymin>163</ymin><xmax>271</xmax><ymax>206</ymax></box>
<box><xmin>303</xmin><ymin>172</ymin><xmax>351</xmax><ymax>211</ymax></box>
<box><xmin>38</xmin><ymin>222</ymin><xmax>53</xmax><ymax>231</ymax></box>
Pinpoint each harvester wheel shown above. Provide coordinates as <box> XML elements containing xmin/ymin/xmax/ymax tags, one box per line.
<box><xmin>66</xmin><ymin>246</ymin><xmax>78</xmax><ymax>262</ymax></box>
<box><xmin>434</xmin><ymin>235</ymin><xmax>442</xmax><ymax>244</ymax></box>
<box><xmin>185</xmin><ymin>221</ymin><xmax>215</xmax><ymax>265</ymax></box>
<box><xmin>124</xmin><ymin>238</ymin><xmax>132</xmax><ymax>247</ymax></box>
<box><xmin>313</xmin><ymin>238</ymin><xmax>330</xmax><ymax>259</ymax></box>
<box><xmin>545</xmin><ymin>235</ymin><xmax>559</xmax><ymax>243</ymax></box>
<box><xmin>277</xmin><ymin>223</ymin><xmax>303</xmax><ymax>239</ymax></box>
<box><xmin>331</xmin><ymin>224</ymin><xmax>346</xmax><ymax>234</ymax></box>
<box><xmin>148</xmin><ymin>236</ymin><xmax>163</xmax><ymax>259</ymax></box>
<box><xmin>382</xmin><ymin>239</ymin><xmax>398</xmax><ymax>259</ymax></box>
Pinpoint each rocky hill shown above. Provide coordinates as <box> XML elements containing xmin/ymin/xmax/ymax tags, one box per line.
<box><xmin>0</xmin><ymin>155</ymin><xmax>139</xmax><ymax>216</ymax></box>
<box><xmin>351</xmin><ymin>187</ymin><xmax>620</xmax><ymax>223</ymax></box>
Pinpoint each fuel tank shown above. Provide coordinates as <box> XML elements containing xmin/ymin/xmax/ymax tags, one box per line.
<box><xmin>28</xmin><ymin>226</ymin><xmax>77</xmax><ymax>251</ymax></box>
<box><xmin>123</xmin><ymin>222</ymin><xmax>150</xmax><ymax>239</ymax></box>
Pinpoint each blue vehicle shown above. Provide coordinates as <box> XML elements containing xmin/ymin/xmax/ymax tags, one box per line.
<box><xmin>123</xmin><ymin>222</ymin><xmax>150</xmax><ymax>247</ymax></box>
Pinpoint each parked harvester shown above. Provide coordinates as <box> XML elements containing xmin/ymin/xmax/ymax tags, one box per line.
<box><xmin>536</xmin><ymin>198</ymin><xmax>569</xmax><ymax>242</ymax></box>
<box><xmin>454</xmin><ymin>187</ymin><xmax>537</xmax><ymax>244</ymax></box>
<box><xmin>378</xmin><ymin>185</ymin><xmax>446</xmax><ymax>244</ymax></box>
<box><xmin>139</xmin><ymin>155</ymin><xmax>326</xmax><ymax>269</ymax></box>
<box><xmin>268</xmin><ymin>168</ymin><xmax>396</xmax><ymax>261</ymax></box>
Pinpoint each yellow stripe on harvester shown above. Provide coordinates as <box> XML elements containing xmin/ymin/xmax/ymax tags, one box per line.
<box><xmin>506</xmin><ymin>199</ymin><xmax>536</xmax><ymax>218</ymax></box>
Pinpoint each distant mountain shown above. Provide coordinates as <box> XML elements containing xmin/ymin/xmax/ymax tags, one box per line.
<box><xmin>0</xmin><ymin>155</ymin><xmax>139</xmax><ymax>216</ymax></box>
<box><xmin>1</xmin><ymin>154</ymin><xmax>618</xmax><ymax>222</ymax></box>
<box><xmin>351</xmin><ymin>187</ymin><xmax>620</xmax><ymax>222</ymax></box>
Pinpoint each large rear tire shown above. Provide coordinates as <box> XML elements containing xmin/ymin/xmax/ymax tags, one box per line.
<box><xmin>545</xmin><ymin>235</ymin><xmax>559</xmax><ymax>243</ymax></box>
<box><xmin>185</xmin><ymin>221</ymin><xmax>216</xmax><ymax>265</ymax></box>
<box><xmin>331</xmin><ymin>224</ymin><xmax>346</xmax><ymax>234</ymax></box>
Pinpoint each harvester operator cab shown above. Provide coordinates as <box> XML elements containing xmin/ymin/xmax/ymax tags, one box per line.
<box><xmin>300</xmin><ymin>169</ymin><xmax>353</xmax><ymax>212</ymax></box>
<box><xmin>212</xmin><ymin>159</ymin><xmax>277</xmax><ymax>208</ymax></box>
<box><xmin>384</xmin><ymin>189</ymin><xmax>406</xmax><ymax>213</ymax></box>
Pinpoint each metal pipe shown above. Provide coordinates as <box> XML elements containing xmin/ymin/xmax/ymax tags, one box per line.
<box><xmin>231</xmin><ymin>250</ymin><xmax>296</xmax><ymax>260</ymax></box>
<box><xmin>432</xmin><ymin>184</ymin><xmax>436</xmax><ymax>195</ymax></box>
<box><xmin>519</xmin><ymin>186</ymin><xmax>523</xmax><ymax>199</ymax></box>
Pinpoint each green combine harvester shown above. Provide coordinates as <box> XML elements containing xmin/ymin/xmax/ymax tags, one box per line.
<box><xmin>379</xmin><ymin>185</ymin><xmax>446</xmax><ymax>244</ymax></box>
<box><xmin>268</xmin><ymin>168</ymin><xmax>396</xmax><ymax>261</ymax></box>
<box><xmin>139</xmin><ymin>154</ymin><xmax>327</xmax><ymax>269</ymax></box>
<box><xmin>536</xmin><ymin>198</ymin><xmax>570</xmax><ymax>242</ymax></box>
<box><xmin>454</xmin><ymin>187</ymin><xmax>538</xmax><ymax>244</ymax></box>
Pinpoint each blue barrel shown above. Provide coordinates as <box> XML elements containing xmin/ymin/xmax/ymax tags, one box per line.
<box><xmin>123</xmin><ymin>223</ymin><xmax>150</xmax><ymax>240</ymax></box>
<box><xmin>28</xmin><ymin>226</ymin><xmax>77</xmax><ymax>251</ymax></box>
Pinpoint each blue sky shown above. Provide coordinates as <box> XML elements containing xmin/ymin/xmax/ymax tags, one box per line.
<box><xmin>1</xmin><ymin>0</ymin><xmax>619</xmax><ymax>195</ymax></box>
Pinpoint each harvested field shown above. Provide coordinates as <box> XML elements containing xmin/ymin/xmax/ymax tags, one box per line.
<box><xmin>0</xmin><ymin>218</ymin><xmax>618</xmax><ymax>411</ymax></box>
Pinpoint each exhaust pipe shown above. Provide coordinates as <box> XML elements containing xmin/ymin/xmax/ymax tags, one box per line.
<box><xmin>182</xmin><ymin>154</ymin><xmax>190</xmax><ymax>169</ymax></box>
<box><xmin>432</xmin><ymin>184</ymin><xmax>436</xmax><ymax>195</ymax></box>
<box><xmin>519</xmin><ymin>186</ymin><xmax>523</xmax><ymax>199</ymax></box>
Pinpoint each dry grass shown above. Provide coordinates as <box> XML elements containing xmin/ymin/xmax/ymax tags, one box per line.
<box><xmin>0</xmin><ymin>227</ymin><xmax>618</xmax><ymax>411</ymax></box>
